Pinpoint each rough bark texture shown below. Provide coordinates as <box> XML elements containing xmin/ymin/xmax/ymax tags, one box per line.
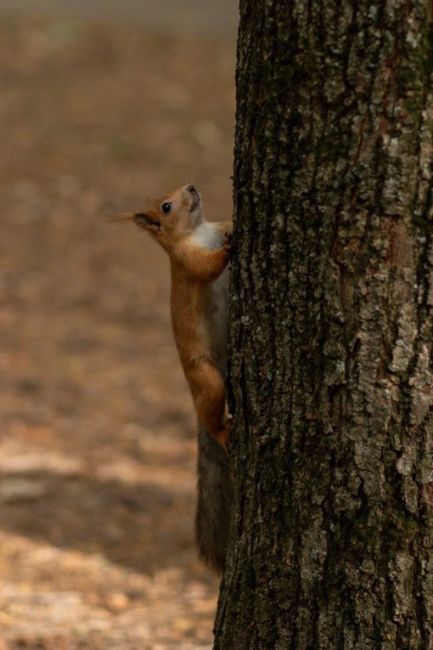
<box><xmin>214</xmin><ymin>1</ymin><xmax>433</xmax><ymax>648</ymax></box>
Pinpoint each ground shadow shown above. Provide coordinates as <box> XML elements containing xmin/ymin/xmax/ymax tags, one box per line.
<box><xmin>0</xmin><ymin>469</ymin><xmax>199</xmax><ymax>574</ymax></box>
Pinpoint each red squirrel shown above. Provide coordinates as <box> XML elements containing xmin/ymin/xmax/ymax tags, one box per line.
<box><xmin>117</xmin><ymin>184</ymin><xmax>232</xmax><ymax>450</ymax></box>
<box><xmin>117</xmin><ymin>185</ymin><xmax>233</xmax><ymax>572</ymax></box>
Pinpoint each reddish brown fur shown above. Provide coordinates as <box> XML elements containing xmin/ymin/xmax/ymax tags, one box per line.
<box><xmin>118</xmin><ymin>186</ymin><xmax>232</xmax><ymax>450</ymax></box>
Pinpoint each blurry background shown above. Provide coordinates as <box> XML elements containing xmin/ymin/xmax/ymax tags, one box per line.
<box><xmin>0</xmin><ymin>2</ymin><xmax>236</xmax><ymax>648</ymax></box>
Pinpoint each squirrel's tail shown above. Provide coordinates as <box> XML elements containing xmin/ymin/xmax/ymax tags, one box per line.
<box><xmin>195</xmin><ymin>424</ymin><xmax>232</xmax><ymax>574</ymax></box>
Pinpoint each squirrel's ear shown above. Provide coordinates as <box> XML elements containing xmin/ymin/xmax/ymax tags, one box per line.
<box><xmin>110</xmin><ymin>210</ymin><xmax>161</xmax><ymax>232</ymax></box>
<box><xmin>134</xmin><ymin>211</ymin><xmax>161</xmax><ymax>232</ymax></box>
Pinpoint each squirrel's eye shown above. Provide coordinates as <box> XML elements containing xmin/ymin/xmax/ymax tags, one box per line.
<box><xmin>161</xmin><ymin>202</ymin><xmax>172</xmax><ymax>214</ymax></box>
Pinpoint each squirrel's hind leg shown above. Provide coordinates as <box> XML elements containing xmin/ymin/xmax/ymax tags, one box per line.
<box><xmin>189</xmin><ymin>361</ymin><xmax>228</xmax><ymax>450</ymax></box>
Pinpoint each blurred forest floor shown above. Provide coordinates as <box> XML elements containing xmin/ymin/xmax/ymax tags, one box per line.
<box><xmin>0</xmin><ymin>5</ymin><xmax>235</xmax><ymax>649</ymax></box>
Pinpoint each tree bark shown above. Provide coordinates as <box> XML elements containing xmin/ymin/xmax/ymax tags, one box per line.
<box><xmin>214</xmin><ymin>1</ymin><xmax>433</xmax><ymax>648</ymax></box>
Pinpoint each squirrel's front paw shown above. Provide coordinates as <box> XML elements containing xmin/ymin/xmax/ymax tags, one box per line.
<box><xmin>223</xmin><ymin>232</ymin><xmax>233</xmax><ymax>256</ymax></box>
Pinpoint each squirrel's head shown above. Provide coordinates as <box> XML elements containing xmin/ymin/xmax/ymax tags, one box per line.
<box><xmin>117</xmin><ymin>185</ymin><xmax>203</xmax><ymax>251</ymax></box>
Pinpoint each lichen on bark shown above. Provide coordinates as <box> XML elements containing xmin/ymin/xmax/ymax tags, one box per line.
<box><xmin>214</xmin><ymin>1</ymin><xmax>433</xmax><ymax>648</ymax></box>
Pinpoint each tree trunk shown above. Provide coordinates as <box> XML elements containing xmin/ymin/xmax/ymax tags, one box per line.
<box><xmin>214</xmin><ymin>1</ymin><xmax>433</xmax><ymax>648</ymax></box>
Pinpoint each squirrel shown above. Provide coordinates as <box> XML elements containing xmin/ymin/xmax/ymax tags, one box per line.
<box><xmin>116</xmin><ymin>184</ymin><xmax>232</xmax><ymax>573</ymax></box>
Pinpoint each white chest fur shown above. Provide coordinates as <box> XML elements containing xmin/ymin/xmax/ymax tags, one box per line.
<box><xmin>191</xmin><ymin>221</ymin><xmax>223</xmax><ymax>250</ymax></box>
